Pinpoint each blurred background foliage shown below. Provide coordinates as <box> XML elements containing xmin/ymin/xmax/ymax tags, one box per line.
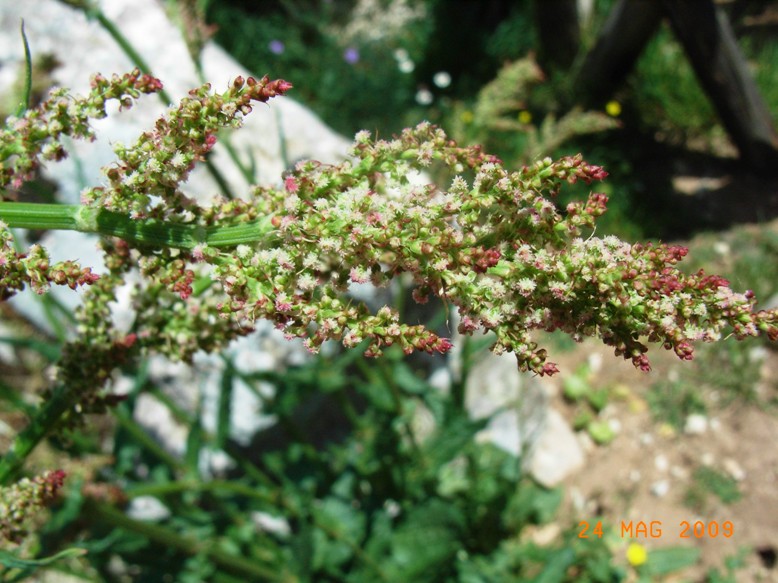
<box><xmin>205</xmin><ymin>0</ymin><xmax>778</xmax><ymax>240</ymax></box>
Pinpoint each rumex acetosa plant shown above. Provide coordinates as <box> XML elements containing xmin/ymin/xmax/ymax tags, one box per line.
<box><xmin>1</xmin><ymin>69</ymin><xmax>777</xmax><ymax>529</ymax></box>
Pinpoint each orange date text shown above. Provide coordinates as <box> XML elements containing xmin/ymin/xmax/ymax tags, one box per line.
<box><xmin>578</xmin><ymin>520</ymin><xmax>734</xmax><ymax>539</ymax></box>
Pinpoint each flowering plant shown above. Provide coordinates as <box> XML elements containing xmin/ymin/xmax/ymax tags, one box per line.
<box><xmin>1</xmin><ymin>69</ymin><xmax>777</xmax><ymax>528</ymax></box>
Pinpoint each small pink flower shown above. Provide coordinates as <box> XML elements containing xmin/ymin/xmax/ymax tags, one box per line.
<box><xmin>285</xmin><ymin>176</ymin><xmax>299</xmax><ymax>193</ymax></box>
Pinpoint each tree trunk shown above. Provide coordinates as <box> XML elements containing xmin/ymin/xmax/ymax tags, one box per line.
<box><xmin>574</xmin><ymin>0</ymin><xmax>664</xmax><ymax>108</ymax></box>
<box><xmin>663</xmin><ymin>0</ymin><xmax>778</xmax><ymax>173</ymax></box>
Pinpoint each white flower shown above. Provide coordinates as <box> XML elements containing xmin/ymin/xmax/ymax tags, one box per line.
<box><xmin>516</xmin><ymin>278</ymin><xmax>537</xmax><ymax>296</ymax></box>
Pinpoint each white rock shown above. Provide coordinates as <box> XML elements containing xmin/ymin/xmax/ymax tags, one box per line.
<box><xmin>529</xmin><ymin>522</ymin><xmax>561</xmax><ymax>546</ymax></box>
<box><xmin>577</xmin><ymin>431</ymin><xmax>596</xmax><ymax>453</ymax></box>
<box><xmin>132</xmin><ymin>393</ymin><xmax>189</xmax><ymax>457</ymax></box>
<box><xmin>0</xmin><ymin>419</ymin><xmax>14</xmax><ymax>438</ymax></box>
<box><xmin>465</xmin><ymin>351</ymin><xmax>528</xmax><ymax>420</ymax></box>
<box><xmin>528</xmin><ymin>408</ymin><xmax>585</xmax><ymax>487</ymax></box>
<box><xmin>684</xmin><ymin>413</ymin><xmax>708</xmax><ymax>435</ymax></box>
<box><xmin>713</xmin><ymin>241</ymin><xmax>730</xmax><ymax>257</ymax></box>
<box><xmin>465</xmin><ymin>351</ymin><xmax>584</xmax><ymax>486</ymax></box>
<box><xmin>383</xmin><ymin>499</ymin><xmax>401</xmax><ymax>518</ymax></box>
<box><xmin>639</xmin><ymin>432</ymin><xmax>654</xmax><ymax>446</ymax></box>
<box><xmin>587</xmin><ymin>352</ymin><xmax>603</xmax><ymax>373</ymax></box>
<box><xmin>477</xmin><ymin>409</ymin><xmax>522</xmax><ymax>456</ymax></box>
<box><xmin>654</xmin><ymin>454</ymin><xmax>669</xmax><ymax>473</ymax></box>
<box><xmin>199</xmin><ymin>448</ymin><xmax>235</xmax><ymax>478</ymax></box>
<box><xmin>723</xmin><ymin>458</ymin><xmax>746</xmax><ymax>481</ymax></box>
<box><xmin>569</xmin><ymin>487</ymin><xmax>586</xmax><ymax>513</ymax></box>
<box><xmin>251</xmin><ymin>511</ymin><xmax>291</xmax><ymax>538</ymax></box>
<box><xmin>650</xmin><ymin>480</ymin><xmax>670</xmax><ymax>498</ymax></box>
<box><xmin>427</xmin><ymin>366</ymin><xmax>452</xmax><ymax>395</ymax></box>
<box><xmin>0</xmin><ymin>322</ymin><xmax>16</xmax><ymax>363</ymax></box>
<box><xmin>126</xmin><ymin>496</ymin><xmax>171</xmax><ymax>521</ymax></box>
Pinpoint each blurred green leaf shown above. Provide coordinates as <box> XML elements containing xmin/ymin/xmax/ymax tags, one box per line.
<box><xmin>0</xmin><ymin>336</ymin><xmax>61</xmax><ymax>361</ymax></box>
<box><xmin>642</xmin><ymin>546</ymin><xmax>701</xmax><ymax>577</ymax></box>
<box><xmin>392</xmin><ymin>360</ymin><xmax>431</xmax><ymax>395</ymax></box>
<box><xmin>531</xmin><ymin>546</ymin><xmax>575</xmax><ymax>583</ymax></box>
<box><xmin>217</xmin><ymin>360</ymin><xmax>235</xmax><ymax>449</ymax></box>
<box><xmin>385</xmin><ymin>500</ymin><xmax>465</xmax><ymax>581</ymax></box>
<box><xmin>585</xmin><ymin>388</ymin><xmax>609</xmax><ymax>412</ymax></box>
<box><xmin>587</xmin><ymin>420</ymin><xmax>616</xmax><ymax>445</ymax></box>
<box><xmin>562</xmin><ymin>371</ymin><xmax>590</xmax><ymax>401</ymax></box>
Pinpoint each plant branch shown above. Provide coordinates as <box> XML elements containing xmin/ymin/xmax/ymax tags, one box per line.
<box><xmin>83</xmin><ymin>499</ymin><xmax>295</xmax><ymax>582</ymax></box>
<box><xmin>0</xmin><ymin>384</ymin><xmax>76</xmax><ymax>484</ymax></box>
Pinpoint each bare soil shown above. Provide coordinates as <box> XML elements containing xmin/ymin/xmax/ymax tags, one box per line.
<box><xmin>538</xmin><ymin>207</ymin><xmax>778</xmax><ymax>583</ymax></box>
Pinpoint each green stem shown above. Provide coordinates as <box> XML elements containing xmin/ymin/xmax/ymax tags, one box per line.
<box><xmin>126</xmin><ymin>479</ymin><xmax>278</xmax><ymax>504</ymax></box>
<box><xmin>83</xmin><ymin>499</ymin><xmax>295</xmax><ymax>582</ymax></box>
<box><xmin>0</xmin><ymin>203</ymin><xmax>275</xmax><ymax>250</ymax></box>
<box><xmin>0</xmin><ymin>383</ymin><xmax>77</xmax><ymax>484</ymax></box>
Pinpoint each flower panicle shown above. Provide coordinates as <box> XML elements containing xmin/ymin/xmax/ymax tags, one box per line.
<box><xmin>1</xmin><ymin>69</ymin><xmax>163</xmax><ymax>194</ymax></box>
<box><xmin>87</xmin><ymin>74</ymin><xmax>291</xmax><ymax>216</ymax></box>
<box><xmin>222</xmin><ymin>123</ymin><xmax>777</xmax><ymax>376</ymax></box>
<box><xmin>1</xmin><ymin>228</ymin><xmax>100</xmax><ymax>300</ymax></box>
<box><xmin>0</xmin><ymin>470</ymin><xmax>67</xmax><ymax>543</ymax></box>
<box><xmin>3</xmin><ymin>69</ymin><xmax>777</xmax><ymax>382</ymax></box>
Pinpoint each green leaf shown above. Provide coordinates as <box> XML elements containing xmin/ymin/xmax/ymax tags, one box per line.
<box><xmin>386</xmin><ymin>500</ymin><xmax>465</xmax><ymax>580</ymax></box>
<box><xmin>185</xmin><ymin>404</ymin><xmax>205</xmax><ymax>475</ymax></box>
<box><xmin>587</xmin><ymin>420</ymin><xmax>616</xmax><ymax>445</ymax></box>
<box><xmin>423</xmin><ymin>413</ymin><xmax>489</xmax><ymax>470</ymax></box>
<box><xmin>392</xmin><ymin>361</ymin><xmax>431</xmax><ymax>395</ymax></box>
<box><xmin>312</xmin><ymin>497</ymin><xmax>366</xmax><ymax>573</ymax></box>
<box><xmin>15</xmin><ymin>20</ymin><xmax>33</xmax><ymax>117</ymax></box>
<box><xmin>562</xmin><ymin>371</ymin><xmax>589</xmax><ymax>401</ymax></box>
<box><xmin>43</xmin><ymin>475</ymin><xmax>84</xmax><ymax>534</ymax></box>
<box><xmin>505</xmin><ymin>483</ymin><xmax>563</xmax><ymax>529</ymax></box>
<box><xmin>530</xmin><ymin>546</ymin><xmax>575</xmax><ymax>583</ymax></box>
<box><xmin>643</xmin><ymin>546</ymin><xmax>701</xmax><ymax>576</ymax></box>
<box><xmin>585</xmin><ymin>388</ymin><xmax>609</xmax><ymax>412</ymax></box>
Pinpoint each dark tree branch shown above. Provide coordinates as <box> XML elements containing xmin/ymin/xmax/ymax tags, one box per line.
<box><xmin>533</xmin><ymin>0</ymin><xmax>580</xmax><ymax>72</ymax></box>
<box><xmin>574</xmin><ymin>0</ymin><xmax>664</xmax><ymax>108</ymax></box>
<box><xmin>663</xmin><ymin>0</ymin><xmax>778</xmax><ymax>172</ymax></box>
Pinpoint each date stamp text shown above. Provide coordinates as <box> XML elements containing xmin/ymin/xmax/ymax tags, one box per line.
<box><xmin>579</xmin><ymin>520</ymin><xmax>734</xmax><ymax>539</ymax></box>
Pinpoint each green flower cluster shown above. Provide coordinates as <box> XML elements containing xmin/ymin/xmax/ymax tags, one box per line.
<box><xmin>0</xmin><ymin>69</ymin><xmax>163</xmax><ymax>193</ymax></box>
<box><xmin>0</xmin><ymin>470</ymin><xmax>66</xmax><ymax>543</ymax></box>
<box><xmin>0</xmin><ymin>70</ymin><xmax>776</xmax><ymax>408</ymax></box>
<box><xmin>215</xmin><ymin>123</ymin><xmax>776</xmax><ymax>374</ymax></box>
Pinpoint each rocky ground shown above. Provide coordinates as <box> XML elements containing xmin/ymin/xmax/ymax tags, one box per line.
<box><xmin>534</xmin><ymin>219</ymin><xmax>778</xmax><ymax>582</ymax></box>
<box><xmin>546</xmin><ymin>340</ymin><xmax>778</xmax><ymax>582</ymax></box>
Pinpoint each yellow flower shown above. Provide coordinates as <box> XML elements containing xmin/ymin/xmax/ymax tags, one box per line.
<box><xmin>518</xmin><ymin>110</ymin><xmax>532</xmax><ymax>124</ymax></box>
<box><xmin>605</xmin><ymin>100</ymin><xmax>622</xmax><ymax>117</ymax></box>
<box><xmin>626</xmin><ymin>542</ymin><xmax>648</xmax><ymax>566</ymax></box>
<box><xmin>460</xmin><ymin>110</ymin><xmax>474</xmax><ymax>124</ymax></box>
